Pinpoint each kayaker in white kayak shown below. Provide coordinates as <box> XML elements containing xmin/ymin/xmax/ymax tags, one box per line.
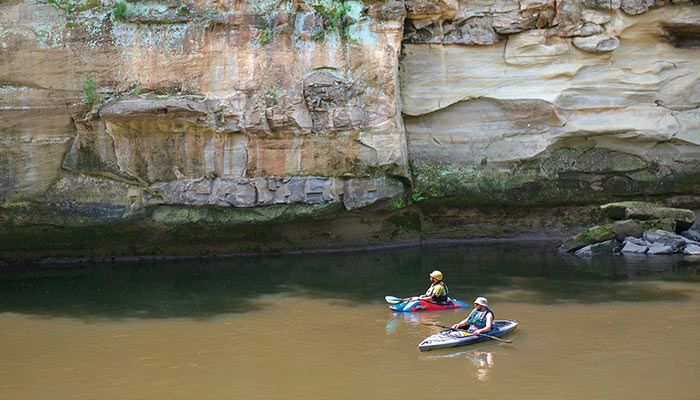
<box><xmin>406</xmin><ymin>270</ymin><xmax>449</xmax><ymax>304</ymax></box>
<box><xmin>451</xmin><ymin>297</ymin><xmax>494</xmax><ymax>335</ymax></box>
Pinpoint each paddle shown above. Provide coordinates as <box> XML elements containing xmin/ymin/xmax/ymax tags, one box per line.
<box><xmin>385</xmin><ymin>295</ymin><xmax>408</xmax><ymax>304</ymax></box>
<box><xmin>419</xmin><ymin>322</ymin><xmax>513</xmax><ymax>343</ymax></box>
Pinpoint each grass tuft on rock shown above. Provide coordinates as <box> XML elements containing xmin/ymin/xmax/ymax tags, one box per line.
<box><xmin>83</xmin><ymin>77</ymin><xmax>98</xmax><ymax>106</ymax></box>
<box><xmin>112</xmin><ymin>1</ymin><xmax>127</xmax><ymax>21</ymax></box>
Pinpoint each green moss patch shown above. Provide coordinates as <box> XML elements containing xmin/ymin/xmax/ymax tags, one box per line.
<box><xmin>559</xmin><ymin>224</ymin><xmax>616</xmax><ymax>253</ymax></box>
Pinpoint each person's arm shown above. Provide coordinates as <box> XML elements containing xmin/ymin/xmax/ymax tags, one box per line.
<box><xmin>451</xmin><ymin>317</ymin><xmax>469</xmax><ymax>329</ymax></box>
<box><xmin>472</xmin><ymin>313</ymin><xmax>493</xmax><ymax>335</ymax></box>
<box><xmin>413</xmin><ymin>286</ymin><xmax>433</xmax><ymax>301</ymax></box>
<box><xmin>406</xmin><ymin>294</ymin><xmax>431</xmax><ymax>301</ymax></box>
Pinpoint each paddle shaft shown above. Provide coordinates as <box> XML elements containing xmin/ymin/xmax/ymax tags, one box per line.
<box><xmin>420</xmin><ymin>322</ymin><xmax>513</xmax><ymax>343</ymax></box>
<box><xmin>385</xmin><ymin>295</ymin><xmax>410</xmax><ymax>305</ymax></box>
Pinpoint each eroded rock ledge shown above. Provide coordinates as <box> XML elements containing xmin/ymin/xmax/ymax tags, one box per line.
<box><xmin>403</xmin><ymin>1</ymin><xmax>700</xmax><ymax>205</ymax></box>
<box><xmin>404</xmin><ymin>0</ymin><xmax>700</xmax><ymax>50</ymax></box>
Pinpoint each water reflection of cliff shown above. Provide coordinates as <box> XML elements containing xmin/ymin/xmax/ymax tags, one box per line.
<box><xmin>2</xmin><ymin>242</ymin><xmax>696</xmax><ymax>320</ymax></box>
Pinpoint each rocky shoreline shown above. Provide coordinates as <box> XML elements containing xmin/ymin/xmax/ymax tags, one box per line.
<box><xmin>560</xmin><ymin>201</ymin><xmax>700</xmax><ymax>257</ymax></box>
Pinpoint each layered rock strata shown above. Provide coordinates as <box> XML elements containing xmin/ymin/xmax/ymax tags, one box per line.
<box><xmin>403</xmin><ymin>1</ymin><xmax>700</xmax><ymax>204</ymax></box>
<box><xmin>1</xmin><ymin>0</ymin><xmax>408</xmax><ymax>214</ymax></box>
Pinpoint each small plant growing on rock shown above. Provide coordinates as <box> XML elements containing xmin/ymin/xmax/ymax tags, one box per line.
<box><xmin>259</xmin><ymin>30</ymin><xmax>271</xmax><ymax>45</ymax></box>
<box><xmin>112</xmin><ymin>1</ymin><xmax>127</xmax><ymax>21</ymax></box>
<box><xmin>320</xmin><ymin>5</ymin><xmax>345</xmax><ymax>29</ymax></box>
<box><xmin>83</xmin><ymin>77</ymin><xmax>99</xmax><ymax>106</ymax></box>
<box><xmin>258</xmin><ymin>15</ymin><xmax>274</xmax><ymax>45</ymax></box>
<box><xmin>264</xmin><ymin>87</ymin><xmax>279</xmax><ymax>105</ymax></box>
<box><xmin>176</xmin><ymin>5</ymin><xmax>191</xmax><ymax>16</ymax></box>
<box><xmin>387</xmin><ymin>197</ymin><xmax>407</xmax><ymax>211</ymax></box>
<box><xmin>310</xmin><ymin>1</ymin><xmax>362</xmax><ymax>41</ymax></box>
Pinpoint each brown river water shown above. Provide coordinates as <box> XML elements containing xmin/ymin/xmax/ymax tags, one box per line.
<box><xmin>1</xmin><ymin>242</ymin><xmax>699</xmax><ymax>399</ymax></box>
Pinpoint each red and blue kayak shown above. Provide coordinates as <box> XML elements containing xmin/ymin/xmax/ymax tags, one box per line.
<box><xmin>389</xmin><ymin>297</ymin><xmax>468</xmax><ymax>312</ymax></box>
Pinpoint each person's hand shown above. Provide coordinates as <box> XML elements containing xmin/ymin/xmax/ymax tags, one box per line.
<box><xmin>451</xmin><ymin>324</ymin><xmax>460</xmax><ymax>329</ymax></box>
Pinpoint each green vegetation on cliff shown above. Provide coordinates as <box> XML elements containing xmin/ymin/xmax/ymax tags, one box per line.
<box><xmin>83</xmin><ymin>77</ymin><xmax>98</xmax><ymax>106</ymax></box>
<box><xmin>112</xmin><ymin>1</ymin><xmax>127</xmax><ymax>21</ymax></box>
<box><xmin>47</xmin><ymin>0</ymin><xmax>100</xmax><ymax>13</ymax></box>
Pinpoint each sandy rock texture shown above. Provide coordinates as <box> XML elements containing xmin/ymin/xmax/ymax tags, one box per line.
<box><xmin>0</xmin><ymin>0</ymin><xmax>408</xmax><ymax>211</ymax></box>
<box><xmin>403</xmin><ymin>0</ymin><xmax>700</xmax><ymax>204</ymax></box>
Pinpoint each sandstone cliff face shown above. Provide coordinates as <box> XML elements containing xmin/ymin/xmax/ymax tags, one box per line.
<box><xmin>1</xmin><ymin>0</ymin><xmax>407</xmax><ymax>215</ymax></box>
<box><xmin>1</xmin><ymin>0</ymin><xmax>699</xmax><ymax>259</ymax></box>
<box><xmin>403</xmin><ymin>0</ymin><xmax>700</xmax><ymax>204</ymax></box>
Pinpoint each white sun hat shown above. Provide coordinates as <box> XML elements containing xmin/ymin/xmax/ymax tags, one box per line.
<box><xmin>474</xmin><ymin>297</ymin><xmax>489</xmax><ymax>307</ymax></box>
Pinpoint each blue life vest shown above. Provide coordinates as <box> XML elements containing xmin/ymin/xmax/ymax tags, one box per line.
<box><xmin>466</xmin><ymin>307</ymin><xmax>494</xmax><ymax>328</ymax></box>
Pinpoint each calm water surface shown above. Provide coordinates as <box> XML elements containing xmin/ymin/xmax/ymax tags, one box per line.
<box><xmin>1</xmin><ymin>242</ymin><xmax>699</xmax><ymax>399</ymax></box>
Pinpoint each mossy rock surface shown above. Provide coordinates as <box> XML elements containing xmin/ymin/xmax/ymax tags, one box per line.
<box><xmin>612</xmin><ymin>218</ymin><xmax>676</xmax><ymax>240</ymax></box>
<box><xmin>574</xmin><ymin>239</ymin><xmax>618</xmax><ymax>257</ymax></box>
<box><xmin>559</xmin><ymin>224</ymin><xmax>616</xmax><ymax>253</ymax></box>
<box><xmin>639</xmin><ymin>219</ymin><xmax>677</xmax><ymax>234</ymax></box>
<box><xmin>150</xmin><ymin>203</ymin><xmax>342</xmax><ymax>225</ymax></box>
<box><xmin>601</xmin><ymin>201</ymin><xmax>695</xmax><ymax>229</ymax></box>
<box><xmin>612</xmin><ymin>219</ymin><xmax>642</xmax><ymax>240</ymax></box>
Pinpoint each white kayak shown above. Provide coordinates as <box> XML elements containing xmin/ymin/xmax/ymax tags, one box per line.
<box><xmin>418</xmin><ymin>320</ymin><xmax>518</xmax><ymax>352</ymax></box>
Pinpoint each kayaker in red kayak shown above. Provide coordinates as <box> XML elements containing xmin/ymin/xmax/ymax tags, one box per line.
<box><xmin>451</xmin><ymin>297</ymin><xmax>494</xmax><ymax>335</ymax></box>
<box><xmin>406</xmin><ymin>270</ymin><xmax>449</xmax><ymax>304</ymax></box>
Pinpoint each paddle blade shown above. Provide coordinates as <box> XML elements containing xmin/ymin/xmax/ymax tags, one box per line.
<box><xmin>385</xmin><ymin>295</ymin><xmax>403</xmax><ymax>304</ymax></box>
